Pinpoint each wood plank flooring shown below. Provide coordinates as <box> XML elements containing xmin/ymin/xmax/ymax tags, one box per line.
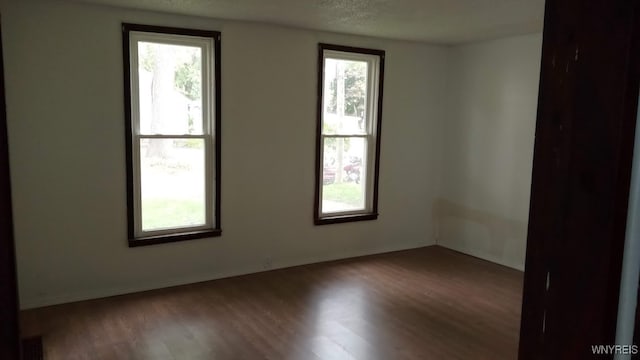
<box><xmin>20</xmin><ymin>246</ymin><xmax>523</xmax><ymax>360</ymax></box>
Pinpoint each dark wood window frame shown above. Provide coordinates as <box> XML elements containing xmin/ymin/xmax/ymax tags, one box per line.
<box><xmin>314</xmin><ymin>43</ymin><xmax>385</xmax><ymax>225</ymax></box>
<box><xmin>122</xmin><ymin>23</ymin><xmax>222</xmax><ymax>247</ymax></box>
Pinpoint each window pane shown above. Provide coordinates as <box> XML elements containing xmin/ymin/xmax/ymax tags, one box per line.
<box><xmin>137</xmin><ymin>42</ymin><xmax>203</xmax><ymax>135</ymax></box>
<box><xmin>322</xmin><ymin>137</ymin><xmax>367</xmax><ymax>213</ymax></box>
<box><xmin>140</xmin><ymin>138</ymin><xmax>206</xmax><ymax>231</ymax></box>
<box><xmin>322</xmin><ymin>58</ymin><xmax>368</xmax><ymax>135</ymax></box>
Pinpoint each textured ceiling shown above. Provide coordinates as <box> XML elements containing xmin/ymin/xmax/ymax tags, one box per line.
<box><xmin>71</xmin><ymin>0</ymin><xmax>545</xmax><ymax>44</ymax></box>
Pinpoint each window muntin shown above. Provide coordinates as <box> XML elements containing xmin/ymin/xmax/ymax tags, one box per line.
<box><xmin>124</xmin><ymin>24</ymin><xmax>221</xmax><ymax>245</ymax></box>
<box><xmin>316</xmin><ymin>44</ymin><xmax>384</xmax><ymax>224</ymax></box>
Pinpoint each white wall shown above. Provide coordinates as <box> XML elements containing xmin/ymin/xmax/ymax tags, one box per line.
<box><xmin>1</xmin><ymin>0</ymin><xmax>447</xmax><ymax>309</ymax></box>
<box><xmin>615</xmin><ymin>95</ymin><xmax>640</xmax><ymax>358</ymax></box>
<box><xmin>436</xmin><ymin>34</ymin><xmax>542</xmax><ymax>270</ymax></box>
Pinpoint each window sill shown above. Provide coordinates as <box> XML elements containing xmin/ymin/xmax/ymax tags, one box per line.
<box><xmin>128</xmin><ymin>229</ymin><xmax>221</xmax><ymax>247</ymax></box>
<box><xmin>315</xmin><ymin>213</ymin><xmax>378</xmax><ymax>225</ymax></box>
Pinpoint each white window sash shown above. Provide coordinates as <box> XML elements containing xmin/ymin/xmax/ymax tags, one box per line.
<box><xmin>129</xmin><ymin>32</ymin><xmax>216</xmax><ymax>238</ymax></box>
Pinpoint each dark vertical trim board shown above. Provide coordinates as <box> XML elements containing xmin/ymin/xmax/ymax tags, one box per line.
<box><xmin>520</xmin><ymin>0</ymin><xmax>640</xmax><ymax>359</ymax></box>
<box><xmin>313</xmin><ymin>43</ymin><xmax>324</xmax><ymax>224</ymax></box>
<box><xmin>0</xmin><ymin>15</ymin><xmax>22</xmax><ymax>360</ymax></box>
<box><xmin>214</xmin><ymin>32</ymin><xmax>222</xmax><ymax>233</ymax></box>
<box><xmin>122</xmin><ymin>23</ymin><xmax>135</xmax><ymax>242</ymax></box>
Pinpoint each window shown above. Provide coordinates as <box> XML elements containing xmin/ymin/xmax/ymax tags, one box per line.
<box><xmin>315</xmin><ymin>44</ymin><xmax>385</xmax><ymax>225</ymax></box>
<box><xmin>123</xmin><ymin>24</ymin><xmax>221</xmax><ymax>246</ymax></box>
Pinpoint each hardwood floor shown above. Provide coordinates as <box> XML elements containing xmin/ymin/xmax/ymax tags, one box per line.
<box><xmin>20</xmin><ymin>246</ymin><xmax>523</xmax><ymax>360</ymax></box>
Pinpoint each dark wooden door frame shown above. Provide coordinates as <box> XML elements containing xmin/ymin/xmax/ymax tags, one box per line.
<box><xmin>0</xmin><ymin>15</ymin><xmax>21</xmax><ymax>360</ymax></box>
<box><xmin>520</xmin><ymin>0</ymin><xmax>640</xmax><ymax>359</ymax></box>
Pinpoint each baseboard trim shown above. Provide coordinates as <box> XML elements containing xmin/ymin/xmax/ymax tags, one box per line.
<box><xmin>20</xmin><ymin>242</ymin><xmax>434</xmax><ymax>309</ymax></box>
<box><xmin>436</xmin><ymin>243</ymin><xmax>525</xmax><ymax>271</ymax></box>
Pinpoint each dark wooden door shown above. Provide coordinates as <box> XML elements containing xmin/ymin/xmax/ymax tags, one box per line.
<box><xmin>520</xmin><ymin>0</ymin><xmax>640</xmax><ymax>359</ymax></box>
<box><xmin>0</xmin><ymin>16</ymin><xmax>21</xmax><ymax>360</ymax></box>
